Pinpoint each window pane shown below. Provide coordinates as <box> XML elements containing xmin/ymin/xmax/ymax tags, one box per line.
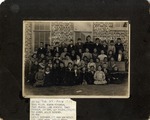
<box><xmin>45</xmin><ymin>32</ymin><xmax>50</xmax><ymax>45</ymax></box>
<box><xmin>39</xmin><ymin>23</ymin><xmax>44</xmax><ymax>30</ymax></box>
<box><xmin>34</xmin><ymin>23</ymin><xmax>39</xmax><ymax>30</ymax></box>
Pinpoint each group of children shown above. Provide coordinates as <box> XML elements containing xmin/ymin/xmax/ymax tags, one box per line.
<box><xmin>27</xmin><ymin>35</ymin><xmax>127</xmax><ymax>87</ymax></box>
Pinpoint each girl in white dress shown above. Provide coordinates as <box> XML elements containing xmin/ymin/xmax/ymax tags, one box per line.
<box><xmin>94</xmin><ymin>65</ymin><xmax>107</xmax><ymax>85</ymax></box>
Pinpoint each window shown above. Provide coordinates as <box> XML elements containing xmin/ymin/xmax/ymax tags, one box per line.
<box><xmin>33</xmin><ymin>22</ymin><xmax>51</xmax><ymax>51</ymax></box>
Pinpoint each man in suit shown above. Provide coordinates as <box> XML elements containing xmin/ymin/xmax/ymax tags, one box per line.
<box><xmin>37</xmin><ymin>42</ymin><xmax>46</xmax><ymax>57</ymax></box>
<box><xmin>83</xmin><ymin>35</ymin><xmax>94</xmax><ymax>53</ymax></box>
<box><xmin>75</xmin><ymin>38</ymin><xmax>84</xmax><ymax>51</ymax></box>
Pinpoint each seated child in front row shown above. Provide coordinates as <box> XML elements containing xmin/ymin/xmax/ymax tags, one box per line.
<box><xmin>80</xmin><ymin>67</ymin><xmax>88</xmax><ymax>85</ymax></box>
<box><xmin>86</xmin><ymin>66</ymin><xmax>95</xmax><ymax>85</ymax></box>
<box><xmin>94</xmin><ymin>65</ymin><xmax>107</xmax><ymax>85</ymax></box>
<box><xmin>34</xmin><ymin>67</ymin><xmax>45</xmax><ymax>87</ymax></box>
<box><xmin>109</xmin><ymin>66</ymin><xmax>124</xmax><ymax>84</ymax></box>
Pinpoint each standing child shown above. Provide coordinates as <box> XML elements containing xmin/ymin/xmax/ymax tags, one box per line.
<box><xmin>67</xmin><ymin>39</ymin><xmax>75</xmax><ymax>54</ymax></box>
<box><xmin>65</xmin><ymin>62</ymin><xmax>74</xmax><ymax>86</ymax></box>
<box><xmin>115</xmin><ymin>38</ymin><xmax>124</xmax><ymax>56</ymax></box>
<box><xmin>101</xmin><ymin>40</ymin><xmax>108</xmax><ymax>55</ymax></box>
<box><xmin>108</xmin><ymin>40</ymin><xmax>116</xmax><ymax>54</ymax></box>
<box><xmin>34</xmin><ymin>67</ymin><xmax>45</xmax><ymax>87</ymax></box>
<box><xmin>51</xmin><ymin>63</ymin><xmax>60</xmax><ymax>86</ymax></box>
<box><xmin>94</xmin><ymin>65</ymin><xmax>107</xmax><ymax>85</ymax></box>
<box><xmin>28</xmin><ymin>60</ymin><xmax>39</xmax><ymax>85</ymax></box>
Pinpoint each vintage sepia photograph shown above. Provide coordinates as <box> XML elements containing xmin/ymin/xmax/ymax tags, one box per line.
<box><xmin>23</xmin><ymin>21</ymin><xmax>130</xmax><ymax>98</ymax></box>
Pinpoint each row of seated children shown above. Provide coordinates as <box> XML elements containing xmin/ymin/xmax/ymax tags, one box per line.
<box><xmin>28</xmin><ymin>55</ymin><xmax>125</xmax><ymax>87</ymax></box>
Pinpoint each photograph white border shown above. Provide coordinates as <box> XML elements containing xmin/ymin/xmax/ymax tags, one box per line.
<box><xmin>22</xmin><ymin>20</ymin><xmax>130</xmax><ymax>98</ymax></box>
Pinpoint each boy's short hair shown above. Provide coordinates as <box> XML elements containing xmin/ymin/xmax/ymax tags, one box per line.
<box><xmin>55</xmin><ymin>42</ymin><xmax>59</xmax><ymax>44</ymax></box>
<box><xmin>78</xmin><ymin>38</ymin><xmax>81</xmax><ymax>40</ymax></box>
<box><xmin>68</xmin><ymin>62</ymin><xmax>73</xmax><ymax>65</ymax></box>
<box><xmin>38</xmin><ymin>66</ymin><xmax>43</xmax><ymax>70</ymax></box>
<box><xmin>95</xmin><ymin>38</ymin><xmax>99</xmax><ymax>41</ymax></box>
<box><xmin>110</xmin><ymin>40</ymin><xmax>114</xmax><ymax>43</ymax></box>
<box><xmin>74</xmin><ymin>64</ymin><xmax>78</xmax><ymax>67</ymax></box>
<box><xmin>117</xmin><ymin>38</ymin><xmax>121</xmax><ymax>40</ymax></box>
<box><xmin>65</xmin><ymin>53</ymin><xmax>70</xmax><ymax>57</ymax></box>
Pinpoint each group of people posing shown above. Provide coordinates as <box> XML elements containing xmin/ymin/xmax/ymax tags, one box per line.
<box><xmin>27</xmin><ymin>35</ymin><xmax>127</xmax><ymax>87</ymax></box>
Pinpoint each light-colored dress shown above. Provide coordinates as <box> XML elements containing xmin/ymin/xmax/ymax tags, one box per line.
<box><xmin>94</xmin><ymin>71</ymin><xmax>107</xmax><ymax>85</ymax></box>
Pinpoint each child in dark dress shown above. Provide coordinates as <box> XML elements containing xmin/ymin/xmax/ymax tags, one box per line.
<box><xmin>65</xmin><ymin>62</ymin><xmax>74</xmax><ymax>86</ymax></box>
<box><xmin>51</xmin><ymin>63</ymin><xmax>60</xmax><ymax>85</ymax></box>
<box><xmin>59</xmin><ymin>62</ymin><xmax>66</xmax><ymax>85</ymax></box>
<box><xmin>80</xmin><ymin>67</ymin><xmax>88</xmax><ymax>85</ymax></box>
<box><xmin>28</xmin><ymin>60</ymin><xmax>39</xmax><ymax>85</ymax></box>
<box><xmin>44</xmin><ymin>67</ymin><xmax>52</xmax><ymax>86</ymax></box>
<box><xmin>73</xmin><ymin>64</ymin><xmax>81</xmax><ymax>85</ymax></box>
<box><xmin>109</xmin><ymin>66</ymin><xmax>123</xmax><ymax>84</ymax></box>
<box><xmin>86</xmin><ymin>66</ymin><xmax>95</xmax><ymax>85</ymax></box>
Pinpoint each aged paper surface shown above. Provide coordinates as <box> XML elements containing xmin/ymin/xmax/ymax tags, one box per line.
<box><xmin>30</xmin><ymin>98</ymin><xmax>76</xmax><ymax>120</ymax></box>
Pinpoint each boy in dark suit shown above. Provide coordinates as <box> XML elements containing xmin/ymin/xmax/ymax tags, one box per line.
<box><xmin>67</xmin><ymin>39</ymin><xmax>75</xmax><ymax>54</ymax></box>
<box><xmin>65</xmin><ymin>62</ymin><xmax>74</xmax><ymax>86</ymax></box>
<box><xmin>93</xmin><ymin>38</ymin><xmax>102</xmax><ymax>54</ymax></box>
<box><xmin>115</xmin><ymin>38</ymin><xmax>124</xmax><ymax>55</ymax></box>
